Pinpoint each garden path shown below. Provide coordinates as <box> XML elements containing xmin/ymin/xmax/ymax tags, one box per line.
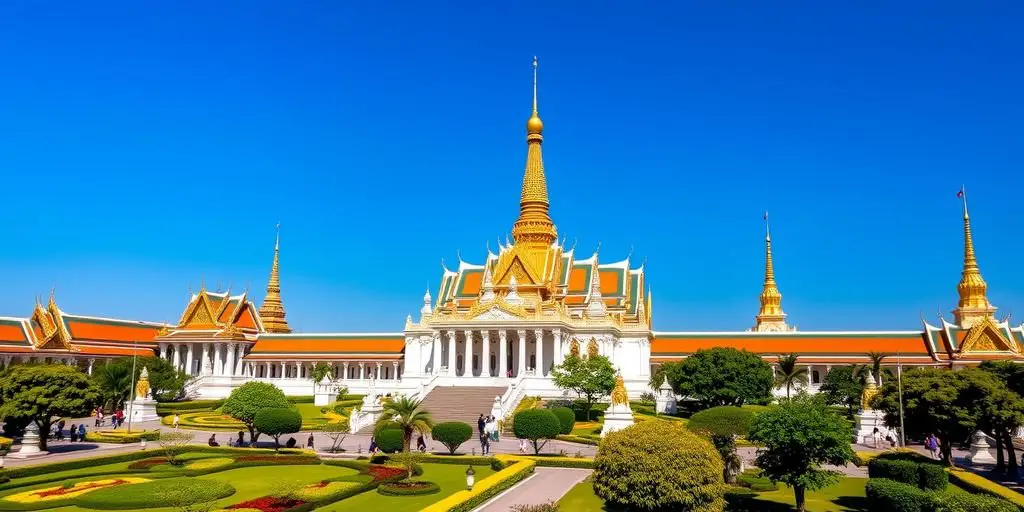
<box><xmin>474</xmin><ymin>467</ymin><xmax>592</xmax><ymax>511</ymax></box>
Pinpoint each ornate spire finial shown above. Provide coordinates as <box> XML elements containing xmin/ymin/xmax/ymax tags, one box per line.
<box><xmin>259</xmin><ymin>224</ymin><xmax>292</xmax><ymax>333</ymax></box>
<box><xmin>420</xmin><ymin>288</ymin><xmax>433</xmax><ymax>318</ymax></box>
<box><xmin>512</xmin><ymin>56</ymin><xmax>557</xmax><ymax>249</ymax></box>
<box><xmin>752</xmin><ymin>211</ymin><xmax>793</xmax><ymax>332</ymax></box>
<box><xmin>954</xmin><ymin>186</ymin><xmax>996</xmax><ymax>327</ymax></box>
<box><xmin>480</xmin><ymin>265</ymin><xmax>496</xmax><ymax>302</ymax></box>
<box><xmin>586</xmin><ymin>257</ymin><xmax>607</xmax><ymax>318</ymax></box>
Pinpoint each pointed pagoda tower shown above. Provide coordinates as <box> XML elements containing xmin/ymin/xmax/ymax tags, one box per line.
<box><xmin>751</xmin><ymin>212</ymin><xmax>794</xmax><ymax>332</ymax></box>
<box><xmin>258</xmin><ymin>224</ymin><xmax>292</xmax><ymax>333</ymax></box>
<box><xmin>953</xmin><ymin>187</ymin><xmax>996</xmax><ymax>328</ymax></box>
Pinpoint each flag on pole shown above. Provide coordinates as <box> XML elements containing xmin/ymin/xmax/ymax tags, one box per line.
<box><xmin>763</xmin><ymin>211</ymin><xmax>768</xmax><ymax>221</ymax></box>
<box><xmin>957</xmin><ymin>187</ymin><xmax>964</xmax><ymax>198</ymax></box>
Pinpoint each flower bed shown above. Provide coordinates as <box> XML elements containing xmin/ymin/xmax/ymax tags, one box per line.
<box><xmin>376</xmin><ymin>480</ymin><xmax>440</xmax><ymax>496</ymax></box>
<box><xmin>227</xmin><ymin>496</ymin><xmax>305</xmax><ymax>512</ymax></box>
<box><xmin>83</xmin><ymin>430</ymin><xmax>160</xmax><ymax>444</ymax></box>
<box><xmin>367</xmin><ymin>465</ymin><xmax>406</xmax><ymax>482</ymax></box>
<box><xmin>127</xmin><ymin>457</ymin><xmax>169</xmax><ymax>470</ymax></box>
<box><xmin>235</xmin><ymin>455</ymin><xmax>320</xmax><ymax>465</ymax></box>
<box><xmin>76</xmin><ymin>478</ymin><xmax>235</xmax><ymax>510</ymax></box>
<box><xmin>2</xmin><ymin>477</ymin><xmax>150</xmax><ymax>504</ymax></box>
<box><xmin>290</xmin><ymin>481</ymin><xmax>360</xmax><ymax>501</ymax></box>
<box><xmin>421</xmin><ymin>457</ymin><xmax>536</xmax><ymax>512</ymax></box>
<box><xmin>185</xmin><ymin>457</ymin><xmax>235</xmax><ymax>470</ymax></box>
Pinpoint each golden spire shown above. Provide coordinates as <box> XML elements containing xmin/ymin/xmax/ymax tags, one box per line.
<box><xmin>259</xmin><ymin>223</ymin><xmax>292</xmax><ymax>333</ymax></box>
<box><xmin>753</xmin><ymin>212</ymin><xmax>793</xmax><ymax>332</ymax></box>
<box><xmin>954</xmin><ymin>186</ymin><xmax>996</xmax><ymax>327</ymax></box>
<box><xmin>511</xmin><ymin>56</ymin><xmax>557</xmax><ymax>248</ymax></box>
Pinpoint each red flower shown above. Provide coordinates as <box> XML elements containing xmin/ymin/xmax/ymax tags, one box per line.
<box><xmin>227</xmin><ymin>496</ymin><xmax>305</xmax><ymax>512</ymax></box>
<box><xmin>366</xmin><ymin>465</ymin><xmax>405</xmax><ymax>482</ymax></box>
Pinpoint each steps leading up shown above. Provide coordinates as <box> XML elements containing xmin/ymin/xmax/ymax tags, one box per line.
<box><xmin>419</xmin><ymin>386</ymin><xmax>507</xmax><ymax>428</ymax></box>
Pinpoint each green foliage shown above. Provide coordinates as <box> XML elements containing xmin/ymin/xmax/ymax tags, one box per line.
<box><xmin>819</xmin><ymin>365</ymin><xmax>864</xmax><ymax>418</ymax></box>
<box><xmin>865</xmin><ymin>478</ymin><xmax>930</xmax><ymax>512</ymax></box>
<box><xmin>0</xmin><ymin>364</ymin><xmax>100</xmax><ymax>450</ymax></box>
<box><xmin>377</xmin><ymin>480</ymin><xmax>440</xmax><ymax>496</ymax></box>
<box><xmin>90</xmin><ymin>363</ymin><xmax>132</xmax><ymax>410</ymax></box>
<box><xmin>687</xmin><ymin>406</ymin><xmax>755</xmax><ymax>483</ymax></box>
<box><xmin>735</xmin><ymin>469</ymin><xmax>778</xmax><ymax>492</ymax></box>
<box><xmin>665</xmin><ymin>348</ymin><xmax>773</xmax><ymax>408</ymax></box>
<box><xmin>594</xmin><ymin>420</ymin><xmax>726</xmax><ymax>511</ymax></box>
<box><xmin>311</xmin><ymin>362</ymin><xmax>333</xmax><ymax>384</ymax></box>
<box><xmin>747</xmin><ymin>395</ymin><xmax>855</xmax><ymax>511</ymax></box>
<box><xmin>319</xmin><ymin>419</ymin><xmax>350</xmax><ymax>452</ymax></box>
<box><xmin>388</xmin><ymin>451</ymin><xmax>425</xmax><ymax>480</ymax></box>
<box><xmin>374</xmin><ymin>395</ymin><xmax>433</xmax><ymax>452</ymax></box>
<box><xmin>917</xmin><ymin>463</ymin><xmax>947</xmax><ymax>491</ymax></box>
<box><xmin>157</xmin><ymin>429</ymin><xmax>193</xmax><ymax>465</ymax></box>
<box><xmin>549</xmin><ymin>406</ymin><xmax>576</xmax><ymax>435</ymax></box>
<box><xmin>253</xmin><ymin>407</ymin><xmax>303</xmax><ymax>448</ymax></box>
<box><xmin>512</xmin><ymin>409</ymin><xmax>562</xmax><ymax>455</ymax></box>
<box><xmin>550</xmin><ymin>354</ymin><xmax>616</xmax><ymax>421</ymax></box>
<box><xmin>981</xmin><ymin>360</ymin><xmax>1024</xmax><ymax>397</ymax></box>
<box><xmin>510</xmin><ymin>502</ymin><xmax>559</xmax><ymax>512</ymax></box>
<box><xmin>930</xmin><ymin>490</ymin><xmax>1019</xmax><ymax>512</ymax></box>
<box><xmin>431</xmin><ymin>422</ymin><xmax>473</xmax><ymax>455</ymax></box>
<box><xmin>868</xmin><ymin>458</ymin><xmax>919</xmax><ymax>485</ymax></box>
<box><xmin>221</xmin><ymin>381</ymin><xmax>291</xmax><ymax>443</ymax></box>
<box><xmin>874</xmin><ymin>368</ymin><xmax>1005</xmax><ymax>465</ymax></box>
<box><xmin>76</xmin><ymin>477</ymin><xmax>235</xmax><ymax>510</ymax></box>
<box><xmin>156</xmin><ymin>399</ymin><xmax>226</xmax><ymax>415</ymax></box>
<box><xmin>376</xmin><ymin>428</ymin><xmax>404</xmax><ymax>453</ymax></box>
<box><xmin>774</xmin><ymin>353</ymin><xmax>807</xmax><ymax>398</ymax></box>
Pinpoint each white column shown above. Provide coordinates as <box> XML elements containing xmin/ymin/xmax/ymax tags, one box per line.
<box><xmin>184</xmin><ymin>344</ymin><xmax>194</xmax><ymax>376</ymax></box>
<box><xmin>807</xmin><ymin>365</ymin><xmax>813</xmax><ymax>387</ymax></box>
<box><xmin>517</xmin><ymin>330</ymin><xmax>527</xmax><ymax>377</ymax></box>
<box><xmin>498</xmin><ymin>330</ymin><xmax>508</xmax><ymax>378</ymax></box>
<box><xmin>342</xmin><ymin>362</ymin><xmax>349</xmax><ymax>381</ymax></box>
<box><xmin>392</xmin><ymin>361</ymin><xmax>400</xmax><ymax>380</ymax></box>
<box><xmin>279</xmin><ymin>361</ymin><xmax>285</xmax><ymax>379</ymax></box>
<box><xmin>295</xmin><ymin>362</ymin><xmax>301</xmax><ymax>379</ymax></box>
<box><xmin>553</xmin><ymin>330</ymin><xmax>563</xmax><ymax>367</ymax></box>
<box><xmin>446</xmin><ymin>331</ymin><xmax>457</xmax><ymax>376</ymax></box>
<box><xmin>534</xmin><ymin>329</ymin><xmax>545</xmax><ymax>376</ymax></box>
<box><xmin>172</xmin><ymin>345</ymin><xmax>181</xmax><ymax>370</ymax></box>
<box><xmin>359</xmin><ymin>362</ymin><xmax>365</xmax><ymax>380</ymax></box>
<box><xmin>227</xmin><ymin>343</ymin><xmax>238</xmax><ymax>377</ymax></box>
<box><xmin>159</xmin><ymin>343</ymin><xmax>168</xmax><ymax>360</ymax></box>
<box><xmin>213</xmin><ymin>345</ymin><xmax>223</xmax><ymax>376</ymax></box>
<box><xmin>87</xmin><ymin>358</ymin><xmax>95</xmax><ymax>376</ymax></box>
<box><xmin>199</xmin><ymin>343</ymin><xmax>209</xmax><ymax>375</ymax></box>
<box><xmin>376</xmin><ymin>362</ymin><xmax>383</xmax><ymax>381</ymax></box>
<box><xmin>431</xmin><ymin>332</ymin><xmax>442</xmax><ymax>375</ymax></box>
<box><xmin>481</xmin><ymin>331</ymin><xmax>491</xmax><ymax>377</ymax></box>
<box><xmin>463</xmin><ymin>330</ymin><xmax>473</xmax><ymax>377</ymax></box>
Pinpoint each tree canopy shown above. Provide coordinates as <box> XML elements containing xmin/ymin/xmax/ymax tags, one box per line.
<box><xmin>774</xmin><ymin>354</ymin><xmax>806</xmax><ymax>399</ymax></box>
<box><xmin>92</xmin><ymin>356</ymin><xmax>189</xmax><ymax>406</ymax></box>
<box><xmin>222</xmin><ymin>381</ymin><xmax>291</xmax><ymax>443</ymax></box>
<box><xmin>550</xmin><ymin>354</ymin><xmax>617</xmax><ymax>420</ymax></box>
<box><xmin>818</xmin><ymin>365</ymin><xmax>864</xmax><ymax>418</ymax></box>
<box><xmin>747</xmin><ymin>395</ymin><xmax>854</xmax><ymax>512</ymax></box>
<box><xmin>687</xmin><ymin>406</ymin><xmax>756</xmax><ymax>483</ymax></box>
<box><xmin>665</xmin><ymin>348</ymin><xmax>773</xmax><ymax>408</ymax></box>
<box><xmin>0</xmin><ymin>364</ymin><xmax>100</xmax><ymax>450</ymax></box>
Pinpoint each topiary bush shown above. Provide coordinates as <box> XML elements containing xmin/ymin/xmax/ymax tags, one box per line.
<box><xmin>916</xmin><ymin>463</ymin><xmax>947</xmax><ymax>491</ymax></box>
<box><xmin>593</xmin><ymin>420</ymin><xmax>726</xmax><ymax>511</ymax></box>
<box><xmin>376</xmin><ymin>428</ymin><xmax>404</xmax><ymax>453</ymax></box>
<box><xmin>865</xmin><ymin>478</ymin><xmax>929</xmax><ymax>512</ymax></box>
<box><xmin>431</xmin><ymin>422</ymin><xmax>473</xmax><ymax>455</ymax></box>
<box><xmin>868</xmin><ymin>458</ymin><xmax>920</xmax><ymax>486</ymax></box>
<box><xmin>253</xmin><ymin>408</ymin><xmax>303</xmax><ymax>449</ymax></box>
<box><xmin>549</xmin><ymin>407</ymin><xmax>576</xmax><ymax>435</ymax></box>
<box><xmin>77</xmin><ymin>477</ymin><xmax>235</xmax><ymax>509</ymax></box>
<box><xmin>687</xmin><ymin>406</ymin><xmax>755</xmax><ymax>484</ymax></box>
<box><xmin>513</xmin><ymin>409</ymin><xmax>562</xmax><ymax>455</ymax></box>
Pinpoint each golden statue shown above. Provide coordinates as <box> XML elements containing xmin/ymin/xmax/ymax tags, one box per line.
<box><xmin>861</xmin><ymin>370</ymin><xmax>878</xmax><ymax>411</ymax></box>
<box><xmin>611</xmin><ymin>374</ymin><xmax>629</xmax><ymax>406</ymax></box>
<box><xmin>135</xmin><ymin>367</ymin><xmax>151</xmax><ymax>400</ymax></box>
<box><xmin>569</xmin><ymin>338</ymin><xmax>580</xmax><ymax>358</ymax></box>
<box><xmin>586</xmin><ymin>337</ymin><xmax>599</xmax><ymax>359</ymax></box>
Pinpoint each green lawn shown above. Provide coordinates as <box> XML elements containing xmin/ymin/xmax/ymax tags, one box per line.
<box><xmin>557</xmin><ymin>478</ymin><xmax>869</xmax><ymax>512</ymax></box>
<box><xmin>318</xmin><ymin>463</ymin><xmax>494</xmax><ymax>511</ymax></box>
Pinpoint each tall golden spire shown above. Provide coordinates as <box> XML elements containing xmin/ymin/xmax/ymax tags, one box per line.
<box><xmin>511</xmin><ymin>56</ymin><xmax>557</xmax><ymax>248</ymax></box>
<box><xmin>953</xmin><ymin>186</ymin><xmax>996</xmax><ymax>328</ymax></box>
<box><xmin>752</xmin><ymin>212</ymin><xmax>793</xmax><ymax>332</ymax></box>
<box><xmin>259</xmin><ymin>223</ymin><xmax>292</xmax><ymax>333</ymax></box>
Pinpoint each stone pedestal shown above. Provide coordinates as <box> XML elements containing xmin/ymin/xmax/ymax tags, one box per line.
<box><xmin>314</xmin><ymin>384</ymin><xmax>338</xmax><ymax>407</ymax></box>
<box><xmin>854</xmin><ymin>409</ymin><xmax>884</xmax><ymax>445</ymax></box>
<box><xmin>11</xmin><ymin>423</ymin><xmax>48</xmax><ymax>459</ymax></box>
<box><xmin>351</xmin><ymin>394</ymin><xmax>384</xmax><ymax>433</ymax></box>
<box><xmin>654</xmin><ymin>381</ymin><xmax>677</xmax><ymax>415</ymax></box>
<box><xmin>600</xmin><ymin>403</ymin><xmax>635</xmax><ymax>437</ymax></box>
<box><xmin>967</xmin><ymin>430</ymin><xmax>997</xmax><ymax>466</ymax></box>
<box><xmin>128</xmin><ymin>397</ymin><xmax>160</xmax><ymax>423</ymax></box>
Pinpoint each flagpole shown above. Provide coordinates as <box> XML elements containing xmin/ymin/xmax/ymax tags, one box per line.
<box><xmin>127</xmin><ymin>338</ymin><xmax>138</xmax><ymax>433</ymax></box>
<box><xmin>897</xmin><ymin>352</ymin><xmax>905</xmax><ymax>447</ymax></box>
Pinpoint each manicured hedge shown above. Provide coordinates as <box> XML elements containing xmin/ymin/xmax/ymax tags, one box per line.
<box><xmin>556</xmin><ymin>434</ymin><xmax>598</xmax><ymax>446</ymax></box>
<box><xmin>736</xmin><ymin>469</ymin><xmax>778</xmax><ymax>492</ymax></box>
<box><xmin>377</xmin><ymin>480</ymin><xmax>441</xmax><ymax>496</ymax></box>
<box><xmin>867</xmin><ymin>457</ymin><xmax>947</xmax><ymax>491</ymax></box>
<box><xmin>865</xmin><ymin>478</ymin><xmax>931</xmax><ymax>512</ymax></box>
<box><xmin>522</xmin><ymin>456</ymin><xmax>595</xmax><ymax>469</ymax></box>
<box><xmin>931</xmin><ymin>489</ymin><xmax>1019</xmax><ymax>512</ymax></box>
<box><xmin>76</xmin><ymin>478</ymin><xmax>235</xmax><ymax>510</ymax></box>
<box><xmin>376</xmin><ymin>428</ymin><xmax>404</xmax><ymax>453</ymax></box>
<box><xmin>948</xmin><ymin>468</ymin><xmax>1024</xmax><ymax>508</ymax></box>
<box><xmin>432</xmin><ymin>422</ymin><xmax>473</xmax><ymax>455</ymax></box>
<box><xmin>420</xmin><ymin>458</ymin><xmax>536</xmax><ymax>512</ymax></box>
<box><xmin>287</xmin><ymin>395</ymin><xmax>315</xmax><ymax>404</ymax></box>
<box><xmin>83</xmin><ymin>430</ymin><xmax>161</xmax><ymax>444</ymax></box>
<box><xmin>549</xmin><ymin>407</ymin><xmax>576</xmax><ymax>435</ymax></box>
<box><xmin>155</xmin><ymin>399</ymin><xmax>226</xmax><ymax>415</ymax></box>
<box><xmin>917</xmin><ymin>463</ymin><xmax>947</xmax><ymax>491</ymax></box>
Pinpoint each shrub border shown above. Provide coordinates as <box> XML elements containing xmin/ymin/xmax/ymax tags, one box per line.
<box><xmin>420</xmin><ymin>456</ymin><xmax>536</xmax><ymax>512</ymax></box>
<box><xmin>948</xmin><ymin>468</ymin><xmax>1024</xmax><ymax>508</ymax></box>
<box><xmin>376</xmin><ymin>480</ymin><xmax>441</xmax><ymax>496</ymax></box>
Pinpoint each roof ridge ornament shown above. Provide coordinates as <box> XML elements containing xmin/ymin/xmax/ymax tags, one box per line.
<box><xmin>258</xmin><ymin>223</ymin><xmax>292</xmax><ymax>333</ymax></box>
<box><xmin>480</xmin><ymin>265</ymin><xmax>496</xmax><ymax>303</ymax></box>
<box><xmin>511</xmin><ymin>56</ymin><xmax>557</xmax><ymax>249</ymax></box>
<box><xmin>752</xmin><ymin>211</ymin><xmax>794</xmax><ymax>332</ymax></box>
<box><xmin>953</xmin><ymin>185</ymin><xmax>996</xmax><ymax>328</ymax></box>
<box><xmin>586</xmin><ymin>257</ymin><xmax>607</xmax><ymax>318</ymax></box>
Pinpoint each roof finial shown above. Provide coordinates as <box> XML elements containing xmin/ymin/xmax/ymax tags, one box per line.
<box><xmin>259</xmin><ymin>224</ymin><xmax>292</xmax><ymax>333</ymax></box>
<box><xmin>954</xmin><ymin>185</ymin><xmax>996</xmax><ymax>327</ymax></box>
<box><xmin>752</xmin><ymin>211</ymin><xmax>792</xmax><ymax>332</ymax></box>
<box><xmin>513</xmin><ymin>56</ymin><xmax>557</xmax><ymax>248</ymax></box>
<box><xmin>764</xmin><ymin>210</ymin><xmax>771</xmax><ymax>242</ymax></box>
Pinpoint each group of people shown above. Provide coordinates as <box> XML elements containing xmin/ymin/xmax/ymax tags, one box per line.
<box><xmin>477</xmin><ymin>414</ymin><xmax>499</xmax><ymax>455</ymax></box>
<box><xmin>94</xmin><ymin>407</ymin><xmax>126</xmax><ymax>429</ymax></box>
<box><xmin>52</xmin><ymin>420</ymin><xmax>87</xmax><ymax>442</ymax></box>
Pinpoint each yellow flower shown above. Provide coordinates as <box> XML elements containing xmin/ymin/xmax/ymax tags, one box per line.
<box><xmin>3</xmin><ymin>478</ymin><xmax>150</xmax><ymax>503</ymax></box>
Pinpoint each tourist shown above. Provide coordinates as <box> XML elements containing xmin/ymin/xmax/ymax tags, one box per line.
<box><xmin>97</xmin><ymin>408</ymin><xmax>104</xmax><ymax>426</ymax></box>
<box><xmin>237</xmin><ymin>431</ymin><xmax>246</xmax><ymax>447</ymax></box>
<box><xmin>172</xmin><ymin>413</ymin><xmax>180</xmax><ymax>429</ymax></box>
<box><xmin>78</xmin><ymin>424</ymin><xmax>86</xmax><ymax>440</ymax></box>
<box><xmin>477</xmin><ymin>414</ymin><xmax>485</xmax><ymax>435</ymax></box>
<box><xmin>926</xmin><ymin>434</ymin><xmax>939</xmax><ymax>459</ymax></box>
<box><xmin>368</xmin><ymin>436</ymin><xmax>378</xmax><ymax>455</ymax></box>
<box><xmin>417</xmin><ymin>434</ymin><xmax>427</xmax><ymax>452</ymax></box>
<box><xmin>489</xmin><ymin>416</ymin><xmax>499</xmax><ymax>442</ymax></box>
<box><xmin>307</xmin><ymin>433</ymin><xmax>315</xmax><ymax>451</ymax></box>
<box><xmin>518</xmin><ymin>438</ymin><xmax>528</xmax><ymax>454</ymax></box>
<box><xmin>479</xmin><ymin>431</ymin><xmax>490</xmax><ymax>455</ymax></box>
<box><xmin>871</xmin><ymin>427</ymin><xmax>880</xmax><ymax>449</ymax></box>
<box><xmin>208</xmin><ymin>434</ymin><xmax>219</xmax><ymax>447</ymax></box>
<box><xmin>52</xmin><ymin>424</ymin><xmax>61</xmax><ymax>441</ymax></box>
<box><xmin>69</xmin><ymin>423</ymin><xmax>78</xmax><ymax>442</ymax></box>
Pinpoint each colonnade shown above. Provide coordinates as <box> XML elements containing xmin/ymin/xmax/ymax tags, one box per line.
<box><xmin>0</xmin><ymin>355</ymin><xmax>99</xmax><ymax>375</ymax></box>
<box><xmin>160</xmin><ymin>342</ymin><xmax>246</xmax><ymax>377</ymax></box>
<box><xmin>249</xmin><ymin>360</ymin><xmax>402</xmax><ymax>382</ymax></box>
<box><xmin>423</xmin><ymin>328</ymin><xmax>579</xmax><ymax>378</ymax></box>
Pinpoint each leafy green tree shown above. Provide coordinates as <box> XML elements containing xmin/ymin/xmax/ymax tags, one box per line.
<box><xmin>747</xmin><ymin>395</ymin><xmax>854</xmax><ymax>512</ymax></box>
<box><xmin>687</xmin><ymin>406</ymin><xmax>755</xmax><ymax>483</ymax></box>
<box><xmin>666</xmin><ymin>348</ymin><xmax>773</xmax><ymax>408</ymax></box>
<box><xmin>774</xmin><ymin>354</ymin><xmax>807</xmax><ymax>399</ymax></box>
<box><xmin>92</xmin><ymin>357</ymin><xmax>189</xmax><ymax>406</ymax></box>
<box><xmin>980</xmin><ymin>360</ymin><xmax>1024</xmax><ymax>397</ymax></box>
<box><xmin>873</xmin><ymin>368</ymin><xmax>995</xmax><ymax>466</ymax></box>
<box><xmin>222</xmin><ymin>381</ymin><xmax>291</xmax><ymax>443</ymax></box>
<box><xmin>550</xmin><ymin>354</ymin><xmax>616</xmax><ymax>421</ymax></box>
<box><xmin>254</xmin><ymin>408</ymin><xmax>303</xmax><ymax>450</ymax></box>
<box><xmin>431</xmin><ymin>422</ymin><xmax>473</xmax><ymax>454</ymax></box>
<box><xmin>819</xmin><ymin>365</ymin><xmax>863</xmax><ymax>418</ymax></box>
<box><xmin>311</xmin><ymin>362</ymin><xmax>332</xmax><ymax>395</ymax></box>
<box><xmin>0</xmin><ymin>364</ymin><xmax>100</xmax><ymax>450</ymax></box>
<box><xmin>389</xmin><ymin>451</ymin><xmax>425</xmax><ymax>481</ymax></box>
<box><xmin>976</xmin><ymin>363</ymin><xmax>1024</xmax><ymax>474</ymax></box>
<box><xmin>512</xmin><ymin>408</ymin><xmax>561</xmax><ymax>455</ymax></box>
<box><xmin>374</xmin><ymin>395</ymin><xmax>433</xmax><ymax>452</ymax></box>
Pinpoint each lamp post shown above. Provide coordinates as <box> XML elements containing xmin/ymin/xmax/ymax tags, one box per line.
<box><xmin>465</xmin><ymin>465</ymin><xmax>476</xmax><ymax>490</ymax></box>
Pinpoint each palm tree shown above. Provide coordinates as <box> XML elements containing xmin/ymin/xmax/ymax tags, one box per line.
<box><xmin>374</xmin><ymin>395</ymin><xmax>433</xmax><ymax>452</ymax></box>
<box><xmin>855</xmin><ymin>352</ymin><xmax>892</xmax><ymax>386</ymax></box>
<box><xmin>774</xmin><ymin>354</ymin><xmax>807</xmax><ymax>399</ymax></box>
<box><xmin>91</xmin><ymin>363</ymin><xmax>132</xmax><ymax>410</ymax></box>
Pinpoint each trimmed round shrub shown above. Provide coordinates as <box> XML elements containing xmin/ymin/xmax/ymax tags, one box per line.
<box><xmin>253</xmin><ymin>407</ymin><xmax>303</xmax><ymax>446</ymax></box>
<box><xmin>917</xmin><ymin>463</ymin><xmax>947</xmax><ymax>491</ymax></box>
<box><xmin>377</xmin><ymin>480</ymin><xmax>441</xmax><ymax>496</ymax></box>
<box><xmin>593</xmin><ymin>420</ymin><xmax>726</xmax><ymax>511</ymax></box>
<box><xmin>687</xmin><ymin>406</ymin><xmax>754</xmax><ymax>438</ymax></box>
<box><xmin>865</xmin><ymin>478</ymin><xmax>928</xmax><ymax>512</ymax></box>
<box><xmin>78</xmin><ymin>478</ymin><xmax>235</xmax><ymax>509</ymax></box>
<box><xmin>930</xmin><ymin>490</ymin><xmax>1018</xmax><ymax>512</ymax></box>
<box><xmin>431</xmin><ymin>422</ymin><xmax>473</xmax><ymax>455</ymax></box>
<box><xmin>868</xmin><ymin>458</ymin><xmax>920</xmax><ymax>486</ymax></box>
<box><xmin>550</xmin><ymin>407</ymin><xmax>576</xmax><ymax>435</ymax></box>
<box><xmin>512</xmin><ymin>409</ymin><xmax>562</xmax><ymax>454</ymax></box>
<box><xmin>376</xmin><ymin>428</ymin><xmax>404</xmax><ymax>453</ymax></box>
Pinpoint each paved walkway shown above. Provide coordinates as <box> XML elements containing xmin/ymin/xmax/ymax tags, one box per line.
<box><xmin>476</xmin><ymin>468</ymin><xmax>592</xmax><ymax>511</ymax></box>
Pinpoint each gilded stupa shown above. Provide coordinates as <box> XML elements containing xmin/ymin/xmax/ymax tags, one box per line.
<box><xmin>751</xmin><ymin>212</ymin><xmax>794</xmax><ymax>332</ymax></box>
<box><xmin>258</xmin><ymin>225</ymin><xmax>292</xmax><ymax>333</ymax></box>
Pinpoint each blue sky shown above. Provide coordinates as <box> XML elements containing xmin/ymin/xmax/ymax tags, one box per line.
<box><xmin>1</xmin><ymin>2</ymin><xmax>1022</xmax><ymax>332</ymax></box>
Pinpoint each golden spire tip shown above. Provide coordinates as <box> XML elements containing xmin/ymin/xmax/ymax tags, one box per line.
<box><xmin>275</xmin><ymin>222</ymin><xmax>281</xmax><ymax>251</ymax></box>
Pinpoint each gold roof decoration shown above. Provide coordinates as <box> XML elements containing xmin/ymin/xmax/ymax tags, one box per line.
<box><xmin>512</xmin><ymin>56</ymin><xmax>556</xmax><ymax>250</ymax></box>
<box><xmin>958</xmin><ymin>315</ymin><xmax>1017</xmax><ymax>355</ymax></box>
<box><xmin>569</xmin><ymin>337</ymin><xmax>581</xmax><ymax>357</ymax></box>
<box><xmin>752</xmin><ymin>212</ymin><xmax>794</xmax><ymax>332</ymax></box>
<box><xmin>259</xmin><ymin>224</ymin><xmax>292</xmax><ymax>333</ymax></box>
<box><xmin>587</xmin><ymin>337</ymin><xmax>599</xmax><ymax>358</ymax></box>
<box><xmin>31</xmin><ymin>290</ymin><xmax>75</xmax><ymax>351</ymax></box>
<box><xmin>953</xmin><ymin>187</ymin><xmax>996</xmax><ymax>328</ymax></box>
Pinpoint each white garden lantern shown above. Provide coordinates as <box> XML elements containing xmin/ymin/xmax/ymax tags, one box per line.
<box><xmin>465</xmin><ymin>465</ymin><xmax>476</xmax><ymax>490</ymax></box>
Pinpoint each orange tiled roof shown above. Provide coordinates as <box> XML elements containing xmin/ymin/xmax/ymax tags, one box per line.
<box><xmin>0</xmin><ymin>318</ymin><xmax>29</xmax><ymax>344</ymax></box>
<box><xmin>63</xmin><ymin>315</ymin><xmax>165</xmax><ymax>344</ymax></box>
<box><xmin>70</xmin><ymin>343</ymin><xmax>158</xmax><ymax>357</ymax></box>
<box><xmin>250</xmin><ymin>334</ymin><xmax>404</xmax><ymax>355</ymax></box>
<box><xmin>651</xmin><ymin>331</ymin><xmax>931</xmax><ymax>357</ymax></box>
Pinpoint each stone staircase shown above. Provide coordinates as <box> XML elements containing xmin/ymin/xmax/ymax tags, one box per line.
<box><xmin>419</xmin><ymin>386</ymin><xmax>508</xmax><ymax>427</ymax></box>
